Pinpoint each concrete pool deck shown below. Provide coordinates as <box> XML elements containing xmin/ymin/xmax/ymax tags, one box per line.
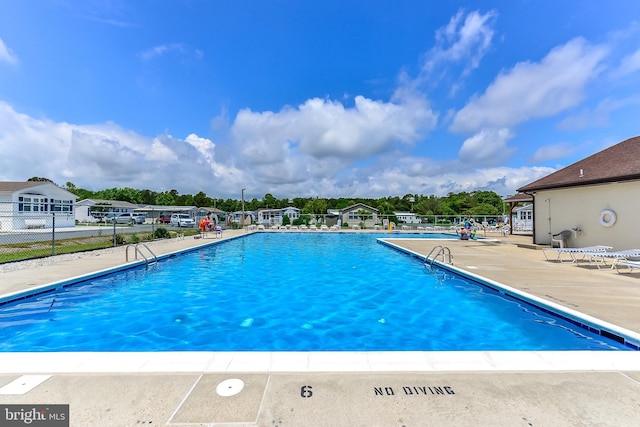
<box><xmin>1</xmin><ymin>230</ymin><xmax>639</xmax><ymax>426</ymax></box>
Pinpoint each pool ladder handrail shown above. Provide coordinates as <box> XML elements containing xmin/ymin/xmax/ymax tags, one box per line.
<box><xmin>425</xmin><ymin>245</ymin><xmax>453</xmax><ymax>266</ymax></box>
<box><xmin>126</xmin><ymin>243</ymin><xmax>158</xmax><ymax>266</ymax></box>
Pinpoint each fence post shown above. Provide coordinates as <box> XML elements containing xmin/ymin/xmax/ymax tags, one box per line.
<box><xmin>51</xmin><ymin>212</ymin><xmax>56</xmax><ymax>256</ymax></box>
<box><xmin>113</xmin><ymin>219</ymin><xmax>117</xmax><ymax>247</ymax></box>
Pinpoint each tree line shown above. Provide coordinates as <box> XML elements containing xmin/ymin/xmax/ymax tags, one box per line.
<box><xmin>28</xmin><ymin>177</ymin><xmax>507</xmax><ymax>216</ymax></box>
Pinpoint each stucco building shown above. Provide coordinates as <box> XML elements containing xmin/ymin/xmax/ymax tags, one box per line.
<box><xmin>517</xmin><ymin>136</ymin><xmax>640</xmax><ymax>249</ymax></box>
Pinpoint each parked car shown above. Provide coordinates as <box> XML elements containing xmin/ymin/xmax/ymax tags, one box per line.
<box><xmin>132</xmin><ymin>213</ymin><xmax>146</xmax><ymax>224</ymax></box>
<box><xmin>170</xmin><ymin>213</ymin><xmax>195</xmax><ymax>228</ymax></box>
<box><xmin>157</xmin><ymin>214</ymin><xmax>172</xmax><ymax>224</ymax></box>
<box><xmin>103</xmin><ymin>213</ymin><xmax>136</xmax><ymax>224</ymax></box>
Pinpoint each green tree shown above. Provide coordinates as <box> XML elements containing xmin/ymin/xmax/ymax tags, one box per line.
<box><xmin>303</xmin><ymin>198</ymin><xmax>328</xmax><ymax>223</ymax></box>
<box><xmin>193</xmin><ymin>191</ymin><xmax>209</xmax><ymax>207</ymax></box>
<box><xmin>375</xmin><ymin>198</ymin><xmax>394</xmax><ymax>215</ymax></box>
<box><xmin>176</xmin><ymin>193</ymin><xmax>194</xmax><ymax>206</ymax></box>
<box><xmin>333</xmin><ymin>198</ymin><xmax>352</xmax><ymax>209</ymax></box>
<box><xmin>473</xmin><ymin>191</ymin><xmax>502</xmax><ymax>207</ymax></box>
<box><xmin>263</xmin><ymin>193</ymin><xmax>277</xmax><ymax>208</ymax></box>
<box><xmin>468</xmin><ymin>203</ymin><xmax>500</xmax><ymax>215</ymax></box>
<box><xmin>156</xmin><ymin>192</ymin><xmax>175</xmax><ymax>206</ymax></box>
<box><xmin>94</xmin><ymin>187</ymin><xmax>142</xmax><ymax>203</ymax></box>
<box><xmin>357</xmin><ymin>209</ymin><xmax>372</xmax><ymax>227</ymax></box>
<box><xmin>139</xmin><ymin>189</ymin><xmax>157</xmax><ymax>205</ymax></box>
<box><xmin>415</xmin><ymin>195</ymin><xmax>440</xmax><ymax>215</ymax></box>
<box><xmin>64</xmin><ymin>182</ymin><xmax>94</xmax><ymax>200</ymax></box>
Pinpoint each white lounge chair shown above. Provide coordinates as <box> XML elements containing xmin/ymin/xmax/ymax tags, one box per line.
<box><xmin>309</xmin><ymin>224</ymin><xmax>317</xmax><ymax>230</ymax></box>
<box><xmin>615</xmin><ymin>260</ymin><xmax>640</xmax><ymax>273</ymax></box>
<box><xmin>543</xmin><ymin>245</ymin><xmax>612</xmax><ymax>263</ymax></box>
<box><xmin>580</xmin><ymin>249</ymin><xmax>640</xmax><ymax>269</ymax></box>
<box><xmin>320</xmin><ymin>224</ymin><xmax>329</xmax><ymax>231</ymax></box>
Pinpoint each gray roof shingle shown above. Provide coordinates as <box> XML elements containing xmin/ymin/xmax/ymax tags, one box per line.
<box><xmin>518</xmin><ymin>136</ymin><xmax>640</xmax><ymax>192</ymax></box>
<box><xmin>0</xmin><ymin>181</ymin><xmax>51</xmax><ymax>192</ymax></box>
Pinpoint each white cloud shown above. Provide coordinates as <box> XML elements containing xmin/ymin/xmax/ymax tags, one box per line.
<box><xmin>422</xmin><ymin>9</ymin><xmax>497</xmax><ymax>80</ymax></box>
<box><xmin>230</xmin><ymin>94</ymin><xmax>438</xmax><ymax>186</ymax></box>
<box><xmin>432</xmin><ymin>9</ymin><xmax>497</xmax><ymax>72</ymax></box>
<box><xmin>0</xmin><ymin>38</ymin><xmax>18</xmax><ymax>65</ymax></box>
<box><xmin>557</xmin><ymin>95</ymin><xmax>640</xmax><ymax>131</ymax></box>
<box><xmin>458</xmin><ymin>128</ymin><xmax>515</xmax><ymax>167</ymax></box>
<box><xmin>451</xmin><ymin>37</ymin><xmax>609</xmax><ymax>133</ymax></box>
<box><xmin>0</xmin><ymin>98</ymin><xmax>555</xmax><ymax>198</ymax></box>
<box><xmin>613</xmin><ymin>48</ymin><xmax>640</xmax><ymax>77</ymax></box>
<box><xmin>210</xmin><ymin>107</ymin><xmax>230</xmax><ymax>131</ymax></box>
<box><xmin>530</xmin><ymin>142</ymin><xmax>578</xmax><ymax>163</ymax></box>
<box><xmin>139</xmin><ymin>43</ymin><xmax>199</xmax><ymax>61</ymax></box>
<box><xmin>359</xmin><ymin>157</ymin><xmax>555</xmax><ymax>198</ymax></box>
<box><xmin>0</xmin><ymin>101</ymin><xmax>224</xmax><ymax>192</ymax></box>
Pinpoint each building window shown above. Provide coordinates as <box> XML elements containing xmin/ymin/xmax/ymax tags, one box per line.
<box><xmin>51</xmin><ymin>199</ymin><xmax>73</xmax><ymax>213</ymax></box>
<box><xmin>18</xmin><ymin>196</ymin><xmax>48</xmax><ymax>212</ymax></box>
<box><xmin>349</xmin><ymin>212</ymin><xmax>372</xmax><ymax>220</ymax></box>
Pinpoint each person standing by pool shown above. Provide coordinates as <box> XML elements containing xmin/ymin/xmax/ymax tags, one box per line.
<box><xmin>464</xmin><ymin>217</ymin><xmax>474</xmax><ymax>230</ymax></box>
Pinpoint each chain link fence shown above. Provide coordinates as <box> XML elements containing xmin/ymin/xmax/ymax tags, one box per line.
<box><xmin>1</xmin><ymin>199</ymin><xmax>512</xmax><ymax>265</ymax></box>
<box><xmin>0</xmin><ymin>202</ymin><xmax>195</xmax><ymax>265</ymax></box>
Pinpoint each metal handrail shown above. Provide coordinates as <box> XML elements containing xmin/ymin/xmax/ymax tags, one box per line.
<box><xmin>425</xmin><ymin>245</ymin><xmax>453</xmax><ymax>266</ymax></box>
<box><xmin>125</xmin><ymin>243</ymin><xmax>158</xmax><ymax>265</ymax></box>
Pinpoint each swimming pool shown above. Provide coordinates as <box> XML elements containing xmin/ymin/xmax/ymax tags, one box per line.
<box><xmin>0</xmin><ymin>232</ymin><xmax>632</xmax><ymax>352</ymax></box>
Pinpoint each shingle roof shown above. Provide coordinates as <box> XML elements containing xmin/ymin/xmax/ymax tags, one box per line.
<box><xmin>0</xmin><ymin>181</ymin><xmax>47</xmax><ymax>192</ymax></box>
<box><xmin>78</xmin><ymin>199</ymin><xmax>140</xmax><ymax>208</ymax></box>
<box><xmin>503</xmin><ymin>193</ymin><xmax>533</xmax><ymax>203</ymax></box>
<box><xmin>341</xmin><ymin>203</ymin><xmax>380</xmax><ymax>213</ymax></box>
<box><xmin>518</xmin><ymin>136</ymin><xmax>640</xmax><ymax>192</ymax></box>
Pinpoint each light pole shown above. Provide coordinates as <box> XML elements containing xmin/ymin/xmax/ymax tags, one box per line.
<box><xmin>241</xmin><ymin>187</ymin><xmax>246</xmax><ymax>230</ymax></box>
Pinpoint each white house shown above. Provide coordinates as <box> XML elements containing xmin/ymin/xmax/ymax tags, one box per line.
<box><xmin>394</xmin><ymin>211</ymin><xmax>420</xmax><ymax>224</ymax></box>
<box><xmin>0</xmin><ymin>181</ymin><xmax>77</xmax><ymax>230</ymax></box>
<box><xmin>517</xmin><ymin>136</ymin><xmax>640</xmax><ymax>249</ymax></box>
<box><xmin>257</xmin><ymin>206</ymin><xmax>301</xmax><ymax>226</ymax></box>
<box><xmin>512</xmin><ymin>204</ymin><xmax>533</xmax><ymax>231</ymax></box>
<box><xmin>339</xmin><ymin>203</ymin><xmax>380</xmax><ymax>228</ymax></box>
<box><xmin>75</xmin><ymin>199</ymin><xmax>140</xmax><ymax>223</ymax></box>
<box><xmin>229</xmin><ymin>210</ymin><xmax>255</xmax><ymax>226</ymax></box>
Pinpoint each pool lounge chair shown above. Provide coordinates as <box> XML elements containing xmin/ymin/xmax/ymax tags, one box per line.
<box><xmin>615</xmin><ymin>259</ymin><xmax>640</xmax><ymax>273</ymax></box>
<box><xmin>580</xmin><ymin>249</ymin><xmax>640</xmax><ymax>269</ymax></box>
<box><xmin>542</xmin><ymin>245</ymin><xmax>612</xmax><ymax>263</ymax></box>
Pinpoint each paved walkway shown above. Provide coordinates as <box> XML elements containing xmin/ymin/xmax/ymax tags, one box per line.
<box><xmin>1</xmin><ymin>230</ymin><xmax>639</xmax><ymax>426</ymax></box>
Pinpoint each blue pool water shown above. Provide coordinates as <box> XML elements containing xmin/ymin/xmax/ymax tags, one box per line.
<box><xmin>0</xmin><ymin>233</ymin><xmax>631</xmax><ymax>351</ymax></box>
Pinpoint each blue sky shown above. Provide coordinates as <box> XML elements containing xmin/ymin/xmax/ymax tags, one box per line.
<box><xmin>1</xmin><ymin>1</ymin><xmax>639</xmax><ymax>200</ymax></box>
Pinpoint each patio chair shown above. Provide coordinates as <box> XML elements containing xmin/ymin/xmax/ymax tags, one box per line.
<box><xmin>551</xmin><ymin>230</ymin><xmax>572</xmax><ymax>248</ymax></box>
